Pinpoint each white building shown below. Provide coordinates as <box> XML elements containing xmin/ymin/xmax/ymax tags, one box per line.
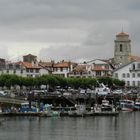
<box><xmin>113</xmin><ymin>59</ymin><xmax>140</xmax><ymax>87</ymax></box>
<box><xmin>87</xmin><ymin>59</ymin><xmax>112</xmax><ymax>77</ymax></box>
<box><xmin>52</xmin><ymin>61</ymin><xmax>77</xmax><ymax>78</ymax></box>
<box><xmin>69</xmin><ymin>59</ymin><xmax>113</xmax><ymax>78</ymax></box>
<box><xmin>0</xmin><ymin>61</ymin><xmax>49</xmax><ymax>77</ymax></box>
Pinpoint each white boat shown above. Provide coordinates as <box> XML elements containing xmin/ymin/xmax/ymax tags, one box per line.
<box><xmin>101</xmin><ymin>99</ymin><xmax>113</xmax><ymax>112</ymax></box>
<box><xmin>68</xmin><ymin>104</ymin><xmax>86</xmax><ymax>117</ymax></box>
<box><xmin>119</xmin><ymin>100</ymin><xmax>134</xmax><ymax>111</ymax></box>
<box><xmin>134</xmin><ymin>98</ymin><xmax>140</xmax><ymax>111</ymax></box>
<box><xmin>95</xmin><ymin>83</ymin><xmax>111</xmax><ymax>96</ymax></box>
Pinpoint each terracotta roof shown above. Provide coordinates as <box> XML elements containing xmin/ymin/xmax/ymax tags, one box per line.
<box><xmin>16</xmin><ymin>61</ymin><xmax>41</xmax><ymax>69</ymax></box>
<box><xmin>116</xmin><ymin>32</ymin><xmax>129</xmax><ymax>37</ymax></box>
<box><xmin>94</xmin><ymin>66</ymin><xmax>109</xmax><ymax>71</ymax></box>
<box><xmin>130</xmin><ymin>56</ymin><xmax>140</xmax><ymax>62</ymax></box>
<box><xmin>53</xmin><ymin>62</ymin><xmax>72</xmax><ymax>68</ymax></box>
<box><xmin>39</xmin><ymin>62</ymin><xmax>53</xmax><ymax>67</ymax></box>
<box><xmin>73</xmin><ymin>65</ymin><xmax>87</xmax><ymax>72</ymax></box>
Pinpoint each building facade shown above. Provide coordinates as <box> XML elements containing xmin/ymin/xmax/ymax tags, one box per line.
<box><xmin>69</xmin><ymin>59</ymin><xmax>112</xmax><ymax>78</ymax></box>
<box><xmin>0</xmin><ymin>61</ymin><xmax>49</xmax><ymax>78</ymax></box>
<box><xmin>113</xmin><ymin>60</ymin><xmax>140</xmax><ymax>87</ymax></box>
<box><xmin>52</xmin><ymin>61</ymin><xmax>77</xmax><ymax>78</ymax></box>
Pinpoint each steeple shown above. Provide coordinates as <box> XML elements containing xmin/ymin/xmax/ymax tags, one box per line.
<box><xmin>114</xmin><ymin>31</ymin><xmax>131</xmax><ymax>66</ymax></box>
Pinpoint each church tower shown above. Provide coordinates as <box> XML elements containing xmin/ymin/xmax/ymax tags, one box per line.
<box><xmin>114</xmin><ymin>31</ymin><xmax>131</xmax><ymax>66</ymax></box>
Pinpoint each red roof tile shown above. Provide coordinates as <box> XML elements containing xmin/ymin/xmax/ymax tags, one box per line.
<box><xmin>130</xmin><ymin>56</ymin><xmax>140</xmax><ymax>62</ymax></box>
<box><xmin>94</xmin><ymin>66</ymin><xmax>109</xmax><ymax>71</ymax></box>
<box><xmin>16</xmin><ymin>61</ymin><xmax>41</xmax><ymax>69</ymax></box>
<box><xmin>53</xmin><ymin>62</ymin><xmax>70</xmax><ymax>68</ymax></box>
<box><xmin>73</xmin><ymin>65</ymin><xmax>87</xmax><ymax>72</ymax></box>
<box><xmin>116</xmin><ymin>32</ymin><xmax>129</xmax><ymax>37</ymax></box>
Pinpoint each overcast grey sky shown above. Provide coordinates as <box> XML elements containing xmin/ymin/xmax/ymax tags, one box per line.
<box><xmin>0</xmin><ymin>0</ymin><xmax>139</xmax><ymax>62</ymax></box>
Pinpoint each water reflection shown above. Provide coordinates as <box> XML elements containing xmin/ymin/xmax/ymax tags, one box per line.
<box><xmin>0</xmin><ymin>112</ymin><xmax>140</xmax><ymax>140</ymax></box>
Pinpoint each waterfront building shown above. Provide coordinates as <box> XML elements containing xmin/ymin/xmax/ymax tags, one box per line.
<box><xmin>0</xmin><ymin>54</ymin><xmax>49</xmax><ymax>77</ymax></box>
<box><xmin>69</xmin><ymin>59</ymin><xmax>112</xmax><ymax>78</ymax></box>
<box><xmin>113</xmin><ymin>57</ymin><xmax>140</xmax><ymax>87</ymax></box>
<box><xmin>112</xmin><ymin>31</ymin><xmax>140</xmax><ymax>87</ymax></box>
<box><xmin>0</xmin><ymin>61</ymin><xmax>49</xmax><ymax>77</ymax></box>
<box><xmin>52</xmin><ymin>60</ymin><xmax>77</xmax><ymax>78</ymax></box>
<box><xmin>69</xmin><ymin>63</ymin><xmax>91</xmax><ymax>78</ymax></box>
<box><xmin>87</xmin><ymin>59</ymin><xmax>113</xmax><ymax>77</ymax></box>
<box><xmin>39</xmin><ymin>61</ymin><xmax>54</xmax><ymax>74</ymax></box>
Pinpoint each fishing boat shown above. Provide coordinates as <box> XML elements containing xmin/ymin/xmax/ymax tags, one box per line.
<box><xmin>40</xmin><ymin>104</ymin><xmax>60</xmax><ymax>117</ymax></box>
<box><xmin>93</xmin><ymin>100</ymin><xmax>119</xmax><ymax>116</ymax></box>
<box><xmin>119</xmin><ymin>99</ymin><xmax>134</xmax><ymax>111</ymax></box>
<box><xmin>134</xmin><ymin>98</ymin><xmax>140</xmax><ymax>111</ymax></box>
<box><xmin>95</xmin><ymin>83</ymin><xmax>111</xmax><ymax>96</ymax></box>
<box><xmin>68</xmin><ymin>104</ymin><xmax>87</xmax><ymax>117</ymax></box>
<box><xmin>101</xmin><ymin>99</ymin><xmax>113</xmax><ymax>112</ymax></box>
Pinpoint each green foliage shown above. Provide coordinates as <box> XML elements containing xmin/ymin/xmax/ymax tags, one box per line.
<box><xmin>112</xmin><ymin>78</ymin><xmax>125</xmax><ymax>87</ymax></box>
<box><xmin>97</xmin><ymin>77</ymin><xmax>113</xmax><ymax>87</ymax></box>
<box><xmin>0</xmin><ymin>74</ymin><xmax>125</xmax><ymax>89</ymax></box>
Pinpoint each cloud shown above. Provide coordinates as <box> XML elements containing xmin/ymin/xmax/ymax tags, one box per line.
<box><xmin>0</xmin><ymin>0</ymin><xmax>139</xmax><ymax>61</ymax></box>
<box><xmin>0</xmin><ymin>45</ymin><xmax>9</xmax><ymax>59</ymax></box>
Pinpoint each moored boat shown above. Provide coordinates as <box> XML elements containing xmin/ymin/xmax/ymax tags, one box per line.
<box><xmin>101</xmin><ymin>99</ymin><xmax>113</xmax><ymax>112</ymax></box>
<box><xmin>134</xmin><ymin>98</ymin><xmax>140</xmax><ymax>111</ymax></box>
<box><xmin>119</xmin><ymin>99</ymin><xmax>134</xmax><ymax>111</ymax></box>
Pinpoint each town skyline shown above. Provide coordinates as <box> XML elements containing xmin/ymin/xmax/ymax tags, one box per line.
<box><xmin>0</xmin><ymin>0</ymin><xmax>139</xmax><ymax>62</ymax></box>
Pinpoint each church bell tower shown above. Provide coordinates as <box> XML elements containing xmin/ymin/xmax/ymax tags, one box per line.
<box><xmin>114</xmin><ymin>31</ymin><xmax>131</xmax><ymax>66</ymax></box>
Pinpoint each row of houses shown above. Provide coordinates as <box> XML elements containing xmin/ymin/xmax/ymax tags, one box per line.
<box><xmin>0</xmin><ymin>54</ymin><xmax>112</xmax><ymax>78</ymax></box>
<box><xmin>0</xmin><ymin>31</ymin><xmax>140</xmax><ymax>87</ymax></box>
<box><xmin>1</xmin><ymin>53</ymin><xmax>140</xmax><ymax>87</ymax></box>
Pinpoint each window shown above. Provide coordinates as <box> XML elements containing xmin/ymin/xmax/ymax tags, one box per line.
<box><xmin>26</xmin><ymin>69</ymin><xmax>29</xmax><ymax>72</ymax></box>
<box><xmin>16</xmin><ymin>64</ymin><xmax>20</xmax><ymax>69</ymax></box>
<box><xmin>138</xmin><ymin>81</ymin><xmax>140</xmax><ymax>86</ymax></box>
<box><xmin>21</xmin><ymin>70</ymin><xmax>23</xmax><ymax>74</ymax></box>
<box><xmin>122</xmin><ymin>73</ymin><xmax>125</xmax><ymax>78</ymax></box>
<box><xmin>120</xmin><ymin>44</ymin><xmax>123</xmax><ymax>52</ymax></box>
<box><xmin>13</xmin><ymin>70</ymin><xmax>16</xmax><ymax>74</ymax></box>
<box><xmin>114</xmin><ymin>73</ymin><xmax>118</xmax><ymax>78</ymax></box>
<box><xmin>132</xmin><ymin>81</ymin><xmax>135</xmax><ymax>86</ymax></box>
<box><xmin>96</xmin><ymin>71</ymin><xmax>101</xmax><ymax>76</ymax></box>
<box><xmin>127</xmin><ymin>81</ymin><xmax>130</xmax><ymax>86</ymax></box>
<box><xmin>138</xmin><ymin>73</ymin><xmax>140</xmax><ymax>77</ymax></box>
<box><xmin>132</xmin><ymin>73</ymin><xmax>135</xmax><ymax>78</ymax></box>
<box><xmin>127</xmin><ymin>73</ymin><xmax>130</xmax><ymax>78</ymax></box>
<box><xmin>137</xmin><ymin>63</ymin><xmax>140</xmax><ymax>69</ymax></box>
<box><xmin>60</xmin><ymin>67</ymin><xmax>63</xmax><ymax>72</ymax></box>
<box><xmin>35</xmin><ymin>69</ymin><xmax>39</xmax><ymax>73</ymax></box>
<box><xmin>30</xmin><ymin>69</ymin><xmax>33</xmax><ymax>73</ymax></box>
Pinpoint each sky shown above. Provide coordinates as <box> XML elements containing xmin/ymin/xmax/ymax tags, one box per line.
<box><xmin>0</xmin><ymin>0</ymin><xmax>140</xmax><ymax>62</ymax></box>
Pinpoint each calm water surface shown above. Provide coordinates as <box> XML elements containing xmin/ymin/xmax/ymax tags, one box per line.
<box><xmin>0</xmin><ymin>112</ymin><xmax>140</xmax><ymax>140</ymax></box>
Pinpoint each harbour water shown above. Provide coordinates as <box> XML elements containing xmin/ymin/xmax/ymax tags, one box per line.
<box><xmin>0</xmin><ymin>112</ymin><xmax>140</xmax><ymax>140</ymax></box>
